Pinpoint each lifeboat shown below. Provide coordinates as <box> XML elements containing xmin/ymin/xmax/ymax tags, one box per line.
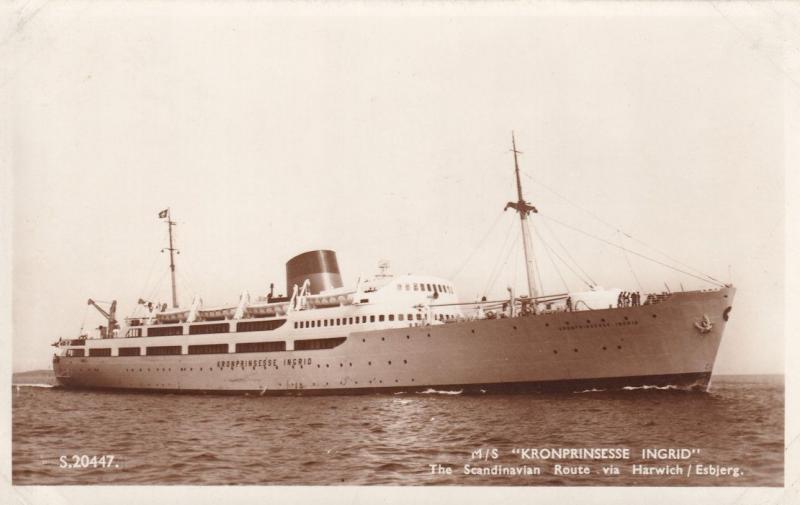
<box><xmin>305</xmin><ymin>291</ymin><xmax>355</xmax><ymax>308</ymax></box>
<box><xmin>245</xmin><ymin>300</ymin><xmax>289</xmax><ymax>318</ymax></box>
<box><xmin>155</xmin><ymin>308</ymin><xmax>189</xmax><ymax>324</ymax></box>
<box><xmin>197</xmin><ymin>305</ymin><xmax>236</xmax><ymax>321</ymax></box>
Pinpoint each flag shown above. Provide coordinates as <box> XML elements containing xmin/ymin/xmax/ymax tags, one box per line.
<box><xmin>158</xmin><ymin>209</ymin><xmax>168</xmax><ymax>219</ymax></box>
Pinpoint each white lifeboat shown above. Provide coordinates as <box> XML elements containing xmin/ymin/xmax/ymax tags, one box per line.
<box><xmin>305</xmin><ymin>289</ymin><xmax>355</xmax><ymax>308</ymax></box>
<box><xmin>197</xmin><ymin>305</ymin><xmax>237</xmax><ymax>321</ymax></box>
<box><xmin>155</xmin><ymin>308</ymin><xmax>189</xmax><ymax>324</ymax></box>
<box><xmin>245</xmin><ymin>300</ymin><xmax>289</xmax><ymax>318</ymax></box>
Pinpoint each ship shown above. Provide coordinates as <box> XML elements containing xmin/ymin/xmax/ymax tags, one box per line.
<box><xmin>51</xmin><ymin>135</ymin><xmax>735</xmax><ymax>395</ymax></box>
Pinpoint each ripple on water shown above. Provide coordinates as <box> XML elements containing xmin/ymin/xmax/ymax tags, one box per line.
<box><xmin>11</xmin><ymin>378</ymin><xmax>784</xmax><ymax>486</ymax></box>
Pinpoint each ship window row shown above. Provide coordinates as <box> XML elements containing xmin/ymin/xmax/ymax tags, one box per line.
<box><xmin>145</xmin><ymin>319</ymin><xmax>286</xmax><ymax>337</ymax></box>
<box><xmin>64</xmin><ymin>338</ymin><xmax>348</xmax><ymax>356</ymax></box>
<box><xmin>293</xmin><ymin>313</ymin><xmax>424</xmax><ymax>329</ymax></box>
<box><xmin>397</xmin><ymin>282</ymin><xmax>453</xmax><ymax>294</ymax></box>
<box><xmin>292</xmin><ymin>312</ymin><xmax>460</xmax><ymax>329</ymax></box>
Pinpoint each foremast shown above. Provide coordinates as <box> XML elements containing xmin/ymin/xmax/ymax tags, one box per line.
<box><xmin>504</xmin><ymin>132</ymin><xmax>540</xmax><ymax>310</ymax></box>
<box><xmin>160</xmin><ymin>208</ymin><xmax>179</xmax><ymax>308</ymax></box>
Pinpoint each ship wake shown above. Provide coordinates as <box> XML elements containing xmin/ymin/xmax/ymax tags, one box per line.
<box><xmin>418</xmin><ymin>388</ymin><xmax>463</xmax><ymax>395</ymax></box>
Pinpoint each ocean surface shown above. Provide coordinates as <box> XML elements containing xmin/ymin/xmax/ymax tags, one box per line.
<box><xmin>11</xmin><ymin>374</ymin><xmax>783</xmax><ymax>486</ymax></box>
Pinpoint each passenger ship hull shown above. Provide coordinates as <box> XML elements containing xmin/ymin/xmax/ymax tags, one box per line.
<box><xmin>52</xmin><ymin>287</ymin><xmax>733</xmax><ymax>395</ymax></box>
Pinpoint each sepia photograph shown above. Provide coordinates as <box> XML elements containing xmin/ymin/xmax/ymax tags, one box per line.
<box><xmin>2</xmin><ymin>1</ymin><xmax>798</xmax><ymax>504</ymax></box>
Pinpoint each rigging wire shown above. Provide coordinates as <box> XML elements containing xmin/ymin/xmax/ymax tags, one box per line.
<box><xmin>618</xmin><ymin>230</ymin><xmax>643</xmax><ymax>291</ymax></box>
<box><xmin>529</xmin><ymin>223</ymin><xmax>545</xmax><ymax>296</ymax></box>
<box><xmin>539</xmin><ymin>219</ymin><xmax>597</xmax><ymax>287</ymax></box>
<box><xmin>533</xmin><ymin>226</ymin><xmax>569</xmax><ymax>293</ymax></box>
<box><xmin>535</xmin><ymin>225</ymin><xmax>594</xmax><ymax>289</ymax></box>
<box><xmin>448</xmin><ymin>208</ymin><xmax>507</xmax><ymax>280</ymax></box>
<box><xmin>484</xmin><ymin>231</ymin><xmax>520</xmax><ymax>297</ymax></box>
<box><xmin>481</xmin><ymin>217</ymin><xmax>517</xmax><ymax>296</ymax></box>
<box><xmin>538</xmin><ymin>213</ymin><xmax>728</xmax><ymax>287</ymax></box>
<box><xmin>521</xmin><ymin>170</ymin><xmax>725</xmax><ymax>285</ymax></box>
<box><xmin>140</xmin><ymin>269</ymin><xmax>169</xmax><ymax>313</ymax></box>
<box><xmin>134</xmin><ymin>248</ymin><xmax>163</xmax><ymax>309</ymax></box>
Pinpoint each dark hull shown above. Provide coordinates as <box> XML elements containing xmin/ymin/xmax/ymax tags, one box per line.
<box><xmin>54</xmin><ymin>371</ymin><xmax>711</xmax><ymax>396</ymax></box>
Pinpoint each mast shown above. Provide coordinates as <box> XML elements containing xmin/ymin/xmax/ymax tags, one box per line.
<box><xmin>161</xmin><ymin>208</ymin><xmax>179</xmax><ymax>308</ymax></box>
<box><xmin>504</xmin><ymin>132</ymin><xmax>539</xmax><ymax>307</ymax></box>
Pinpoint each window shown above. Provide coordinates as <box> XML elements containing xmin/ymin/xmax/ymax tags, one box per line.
<box><xmin>416</xmin><ymin>314</ymin><xmax>422</xmax><ymax>320</ymax></box>
<box><xmin>127</xmin><ymin>328</ymin><xmax>142</xmax><ymax>337</ymax></box>
<box><xmin>66</xmin><ymin>349</ymin><xmax>84</xmax><ymax>357</ymax></box>
<box><xmin>389</xmin><ymin>314</ymin><xmax>395</xmax><ymax>321</ymax></box>
<box><xmin>348</xmin><ymin>317</ymin><xmax>353</xmax><ymax>324</ymax></box>
<box><xmin>407</xmin><ymin>313</ymin><xmax>413</xmax><ymax>320</ymax></box>
<box><xmin>379</xmin><ymin>315</ymin><xmax>385</xmax><ymax>322</ymax></box>
<box><xmin>336</xmin><ymin>318</ymin><xmax>341</xmax><ymax>325</ymax></box>
<box><xmin>405</xmin><ymin>284</ymin><xmax>410</xmax><ymax>291</ymax></box>
<box><xmin>118</xmin><ymin>347</ymin><xmax>140</xmax><ymax>356</ymax></box>
<box><xmin>399</xmin><ymin>314</ymin><xmax>405</xmax><ymax>321</ymax></box>
<box><xmin>88</xmin><ymin>348</ymin><xmax>111</xmax><ymax>357</ymax></box>
<box><xmin>188</xmin><ymin>344</ymin><xmax>228</xmax><ymax>355</ymax></box>
<box><xmin>146</xmin><ymin>345</ymin><xmax>182</xmax><ymax>356</ymax></box>
<box><xmin>294</xmin><ymin>337</ymin><xmax>347</xmax><ymax>351</ymax></box>
<box><xmin>413</xmin><ymin>283</ymin><xmax>419</xmax><ymax>291</ymax></box>
<box><xmin>147</xmin><ymin>326</ymin><xmax>183</xmax><ymax>337</ymax></box>
<box><xmin>189</xmin><ymin>323</ymin><xmax>229</xmax><ymax>335</ymax></box>
<box><xmin>370</xmin><ymin>315</ymin><xmax>375</xmax><ymax>323</ymax></box>
<box><xmin>236</xmin><ymin>341</ymin><xmax>286</xmax><ymax>353</ymax></box>
<box><xmin>426</xmin><ymin>283</ymin><xmax>432</xmax><ymax>291</ymax></box>
<box><xmin>324</xmin><ymin>320</ymin><xmax>328</xmax><ymax>327</ymax></box>
<box><xmin>312</xmin><ymin>321</ymin><xmax>316</xmax><ymax>328</ymax></box>
<box><xmin>236</xmin><ymin>319</ymin><xmax>287</xmax><ymax>333</ymax></box>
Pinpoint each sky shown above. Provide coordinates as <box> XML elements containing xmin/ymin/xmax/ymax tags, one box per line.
<box><xmin>4</xmin><ymin>1</ymin><xmax>795</xmax><ymax>375</ymax></box>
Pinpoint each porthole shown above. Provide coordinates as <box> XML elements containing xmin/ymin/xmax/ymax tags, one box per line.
<box><xmin>617</xmin><ymin>345</ymin><xmax>622</xmax><ymax>349</ymax></box>
<box><xmin>403</xmin><ymin>359</ymin><xmax>407</xmax><ymax>364</ymax></box>
<box><xmin>340</xmin><ymin>363</ymin><xmax>343</xmax><ymax>367</ymax></box>
<box><xmin>471</xmin><ymin>329</ymin><xmax>475</xmax><ymax>334</ymax></box>
<box><xmin>624</xmin><ymin>316</ymin><xmax>629</xmax><ymax>321</ymax></box>
<box><xmin>381</xmin><ymin>337</ymin><xmax>385</xmax><ymax>341</ymax></box>
<box><xmin>602</xmin><ymin>346</ymin><xmax>607</xmax><ymax>350</ymax></box>
<box><xmin>545</xmin><ymin>323</ymin><xmax>549</xmax><ymax>327</ymax></box>
<box><xmin>573</xmin><ymin>348</ymin><xmax>578</xmax><ymax>352</ymax></box>
<box><xmin>553</xmin><ymin>350</ymin><xmax>558</xmax><ymax>354</ymax></box>
<box><xmin>388</xmin><ymin>361</ymin><xmax>392</xmax><ymax>365</ymax></box>
<box><xmin>652</xmin><ymin>314</ymin><xmax>657</xmax><ymax>318</ymax></box>
<box><xmin>586</xmin><ymin>320</ymin><xmax>590</xmax><ymax>324</ymax></box>
<box><xmin>362</xmin><ymin>338</ymin><xmax>365</xmax><ymax>342</ymax></box>
<box><xmin>513</xmin><ymin>326</ymin><xmax>517</xmax><ymax>330</ymax></box>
